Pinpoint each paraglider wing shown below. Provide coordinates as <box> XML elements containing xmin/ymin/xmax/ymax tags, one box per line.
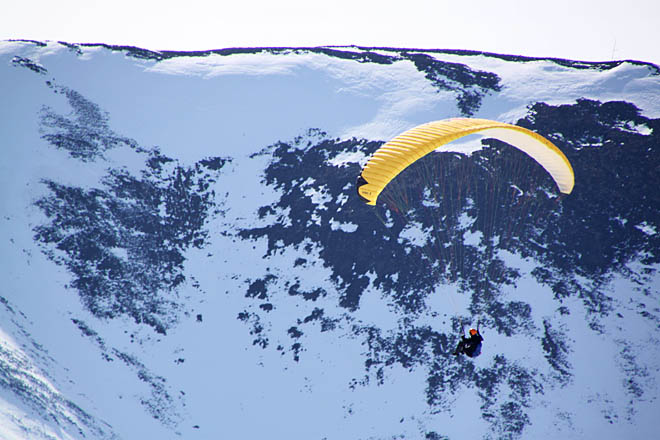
<box><xmin>356</xmin><ymin>118</ymin><xmax>574</xmax><ymax>205</ymax></box>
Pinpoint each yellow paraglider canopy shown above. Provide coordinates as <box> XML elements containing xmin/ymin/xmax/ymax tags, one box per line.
<box><xmin>357</xmin><ymin>118</ymin><xmax>574</xmax><ymax>205</ymax></box>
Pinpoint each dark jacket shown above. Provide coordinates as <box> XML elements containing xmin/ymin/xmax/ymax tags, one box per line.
<box><xmin>462</xmin><ymin>332</ymin><xmax>483</xmax><ymax>357</ymax></box>
<box><xmin>453</xmin><ymin>329</ymin><xmax>484</xmax><ymax>357</ymax></box>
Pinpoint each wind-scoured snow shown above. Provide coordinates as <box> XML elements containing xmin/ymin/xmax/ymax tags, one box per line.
<box><xmin>1</xmin><ymin>40</ymin><xmax>659</xmax><ymax>440</ymax></box>
<box><xmin>0</xmin><ymin>297</ymin><xmax>117</xmax><ymax>440</ymax></box>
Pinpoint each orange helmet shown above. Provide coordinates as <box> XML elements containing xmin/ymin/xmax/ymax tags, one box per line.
<box><xmin>469</xmin><ymin>328</ymin><xmax>478</xmax><ymax>336</ymax></box>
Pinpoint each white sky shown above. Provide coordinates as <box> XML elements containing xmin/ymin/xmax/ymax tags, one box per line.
<box><xmin>2</xmin><ymin>0</ymin><xmax>659</xmax><ymax>66</ymax></box>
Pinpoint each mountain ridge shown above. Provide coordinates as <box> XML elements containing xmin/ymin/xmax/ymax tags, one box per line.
<box><xmin>9</xmin><ymin>39</ymin><xmax>660</xmax><ymax>73</ymax></box>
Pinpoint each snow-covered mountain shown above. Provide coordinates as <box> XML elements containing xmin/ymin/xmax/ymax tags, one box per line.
<box><xmin>1</xmin><ymin>40</ymin><xmax>659</xmax><ymax>440</ymax></box>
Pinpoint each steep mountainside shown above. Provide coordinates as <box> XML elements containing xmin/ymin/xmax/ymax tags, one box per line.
<box><xmin>1</xmin><ymin>41</ymin><xmax>659</xmax><ymax>440</ymax></box>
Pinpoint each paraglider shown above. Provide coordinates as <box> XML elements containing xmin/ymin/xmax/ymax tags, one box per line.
<box><xmin>453</xmin><ymin>327</ymin><xmax>483</xmax><ymax>357</ymax></box>
<box><xmin>355</xmin><ymin>117</ymin><xmax>575</xmax><ymax>359</ymax></box>
<box><xmin>356</xmin><ymin>118</ymin><xmax>574</xmax><ymax>206</ymax></box>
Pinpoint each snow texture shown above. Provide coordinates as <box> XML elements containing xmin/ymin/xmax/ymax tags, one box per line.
<box><xmin>1</xmin><ymin>40</ymin><xmax>659</xmax><ymax>440</ymax></box>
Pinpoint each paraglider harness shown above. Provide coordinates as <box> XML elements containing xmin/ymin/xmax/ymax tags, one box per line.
<box><xmin>453</xmin><ymin>323</ymin><xmax>483</xmax><ymax>358</ymax></box>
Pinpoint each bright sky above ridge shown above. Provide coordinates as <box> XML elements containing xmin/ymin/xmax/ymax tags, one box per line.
<box><xmin>3</xmin><ymin>0</ymin><xmax>659</xmax><ymax>66</ymax></box>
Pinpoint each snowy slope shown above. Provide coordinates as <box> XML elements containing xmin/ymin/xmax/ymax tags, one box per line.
<box><xmin>1</xmin><ymin>40</ymin><xmax>659</xmax><ymax>440</ymax></box>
